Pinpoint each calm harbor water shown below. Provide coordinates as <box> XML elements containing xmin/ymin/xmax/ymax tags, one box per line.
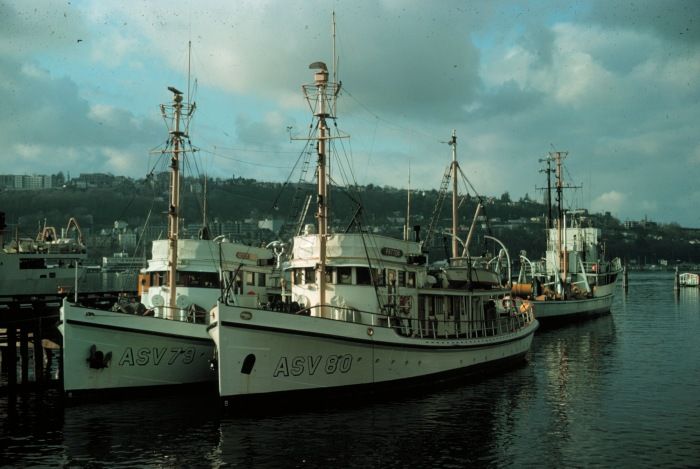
<box><xmin>2</xmin><ymin>271</ymin><xmax>699</xmax><ymax>467</ymax></box>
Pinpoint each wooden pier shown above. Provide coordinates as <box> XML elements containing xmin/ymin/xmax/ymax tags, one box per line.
<box><xmin>0</xmin><ymin>289</ymin><xmax>133</xmax><ymax>394</ymax></box>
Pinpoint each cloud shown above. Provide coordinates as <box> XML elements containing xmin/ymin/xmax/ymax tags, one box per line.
<box><xmin>591</xmin><ymin>191</ymin><xmax>626</xmax><ymax>216</ymax></box>
<box><xmin>585</xmin><ymin>0</ymin><xmax>700</xmax><ymax>44</ymax></box>
<box><xmin>0</xmin><ymin>54</ymin><xmax>162</xmax><ymax>176</ymax></box>
<box><xmin>1</xmin><ymin>0</ymin><xmax>700</xmax><ymax>227</ymax></box>
<box><xmin>90</xmin><ymin>32</ymin><xmax>140</xmax><ymax>69</ymax></box>
<box><xmin>73</xmin><ymin>1</ymin><xmax>484</xmax><ymax>121</ymax></box>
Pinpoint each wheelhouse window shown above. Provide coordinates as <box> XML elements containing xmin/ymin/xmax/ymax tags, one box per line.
<box><xmin>397</xmin><ymin>270</ymin><xmax>406</xmax><ymax>287</ymax></box>
<box><xmin>324</xmin><ymin>266</ymin><xmax>334</xmax><ymax>284</ymax></box>
<box><xmin>407</xmin><ymin>271</ymin><xmax>416</xmax><ymax>288</ymax></box>
<box><xmin>270</xmin><ymin>275</ymin><xmax>281</xmax><ymax>288</ymax></box>
<box><xmin>176</xmin><ymin>271</ymin><xmax>219</xmax><ymax>288</ymax></box>
<box><xmin>337</xmin><ymin>267</ymin><xmax>352</xmax><ymax>285</ymax></box>
<box><xmin>19</xmin><ymin>258</ymin><xmax>47</xmax><ymax>269</ymax></box>
<box><xmin>304</xmin><ymin>267</ymin><xmax>315</xmax><ymax>285</ymax></box>
<box><xmin>387</xmin><ymin>269</ymin><xmax>396</xmax><ymax>286</ymax></box>
<box><xmin>150</xmin><ymin>271</ymin><xmax>165</xmax><ymax>286</ymax></box>
<box><xmin>356</xmin><ymin>267</ymin><xmax>372</xmax><ymax>285</ymax></box>
<box><xmin>257</xmin><ymin>272</ymin><xmax>266</xmax><ymax>287</ymax></box>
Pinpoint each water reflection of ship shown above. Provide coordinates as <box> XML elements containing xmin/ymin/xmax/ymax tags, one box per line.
<box><xmin>533</xmin><ymin>314</ymin><xmax>617</xmax><ymax>462</ymax></box>
<box><xmin>57</xmin><ymin>395</ymin><xmax>221</xmax><ymax>466</ymax></box>
<box><xmin>213</xmin><ymin>369</ymin><xmax>533</xmax><ymax>466</ymax></box>
<box><xmin>677</xmin><ymin>285</ymin><xmax>699</xmax><ymax>306</ymax></box>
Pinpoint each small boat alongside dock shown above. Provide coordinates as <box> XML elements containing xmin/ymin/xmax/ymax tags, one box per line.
<box><xmin>678</xmin><ymin>272</ymin><xmax>699</xmax><ymax>287</ymax></box>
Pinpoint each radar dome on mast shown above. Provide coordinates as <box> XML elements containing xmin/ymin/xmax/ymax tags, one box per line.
<box><xmin>309</xmin><ymin>61</ymin><xmax>328</xmax><ymax>84</ymax></box>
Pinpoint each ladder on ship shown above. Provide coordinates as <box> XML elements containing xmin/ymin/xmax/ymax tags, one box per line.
<box><xmin>423</xmin><ymin>165</ymin><xmax>452</xmax><ymax>249</ymax></box>
<box><xmin>278</xmin><ymin>150</ymin><xmax>314</xmax><ymax>240</ymax></box>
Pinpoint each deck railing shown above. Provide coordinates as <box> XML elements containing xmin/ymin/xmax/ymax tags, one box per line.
<box><xmin>266</xmin><ymin>302</ymin><xmax>534</xmax><ymax>340</ymax></box>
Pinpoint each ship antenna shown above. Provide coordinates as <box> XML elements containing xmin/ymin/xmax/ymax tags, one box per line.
<box><xmin>405</xmin><ymin>161</ymin><xmax>411</xmax><ymax>241</ymax></box>
<box><xmin>332</xmin><ymin>11</ymin><xmax>338</xmax><ymax>116</ymax></box>
<box><xmin>450</xmin><ymin>130</ymin><xmax>458</xmax><ymax>259</ymax></box>
<box><xmin>187</xmin><ymin>40</ymin><xmax>192</xmax><ymax>106</ymax></box>
<box><xmin>202</xmin><ymin>172</ymin><xmax>208</xmax><ymax>234</ymax></box>
<box><xmin>537</xmin><ymin>154</ymin><xmax>554</xmax><ymax>229</ymax></box>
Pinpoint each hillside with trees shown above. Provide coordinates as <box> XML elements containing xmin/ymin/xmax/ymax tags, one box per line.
<box><xmin>2</xmin><ymin>174</ymin><xmax>699</xmax><ymax>267</ymax></box>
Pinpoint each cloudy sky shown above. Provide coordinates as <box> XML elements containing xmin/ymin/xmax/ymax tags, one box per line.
<box><xmin>2</xmin><ymin>0</ymin><xmax>699</xmax><ymax>226</ymax></box>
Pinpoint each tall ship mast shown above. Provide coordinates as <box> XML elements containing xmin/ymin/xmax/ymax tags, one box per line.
<box><xmin>301</xmin><ymin>61</ymin><xmax>345</xmax><ymax>317</ymax></box>
<box><xmin>163</xmin><ymin>86</ymin><xmax>190</xmax><ymax>318</ymax></box>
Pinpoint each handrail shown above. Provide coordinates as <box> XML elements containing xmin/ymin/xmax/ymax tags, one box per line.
<box><xmin>267</xmin><ymin>302</ymin><xmax>534</xmax><ymax>339</ymax></box>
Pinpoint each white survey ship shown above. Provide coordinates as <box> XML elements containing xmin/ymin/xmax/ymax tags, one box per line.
<box><xmin>60</xmin><ymin>86</ymin><xmax>279</xmax><ymax>397</ymax></box>
<box><xmin>208</xmin><ymin>62</ymin><xmax>538</xmax><ymax>405</ymax></box>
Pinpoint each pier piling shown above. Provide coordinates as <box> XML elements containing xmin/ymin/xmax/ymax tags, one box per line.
<box><xmin>33</xmin><ymin>319</ymin><xmax>44</xmax><ymax>384</ymax></box>
<box><xmin>19</xmin><ymin>327</ymin><xmax>29</xmax><ymax>385</ymax></box>
<box><xmin>7</xmin><ymin>325</ymin><xmax>17</xmax><ymax>391</ymax></box>
<box><xmin>674</xmin><ymin>267</ymin><xmax>680</xmax><ymax>292</ymax></box>
<box><xmin>1</xmin><ymin>291</ymin><xmax>133</xmax><ymax>398</ymax></box>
